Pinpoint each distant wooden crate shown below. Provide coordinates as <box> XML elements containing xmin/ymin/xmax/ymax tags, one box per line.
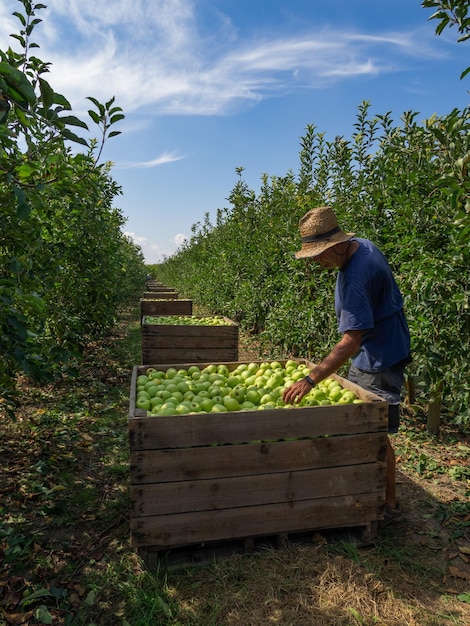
<box><xmin>140</xmin><ymin>298</ymin><xmax>193</xmax><ymax>319</ymax></box>
<box><xmin>147</xmin><ymin>284</ymin><xmax>175</xmax><ymax>292</ymax></box>
<box><xmin>142</xmin><ymin>291</ymin><xmax>179</xmax><ymax>300</ymax></box>
<box><xmin>141</xmin><ymin>316</ymin><xmax>238</xmax><ymax>365</ymax></box>
<box><xmin>128</xmin><ymin>359</ymin><xmax>388</xmax><ymax>565</ymax></box>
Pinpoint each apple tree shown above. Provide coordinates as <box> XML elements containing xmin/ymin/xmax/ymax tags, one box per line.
<box><xmin>1</xmin><ymin>0</ymin><xmax>146</xmax><ymax>416</ymax></box>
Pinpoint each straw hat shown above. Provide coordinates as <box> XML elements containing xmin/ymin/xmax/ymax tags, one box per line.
<box><xmin>295</xmin><ymin>206</ymin><xmax>355</xmax><ymax>259</ymax></box>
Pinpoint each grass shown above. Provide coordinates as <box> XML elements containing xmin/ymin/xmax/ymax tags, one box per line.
<box><xmin>1</xmin><ymin>302</ymin><xmax>469</xmax><ymax>625</ymax></box>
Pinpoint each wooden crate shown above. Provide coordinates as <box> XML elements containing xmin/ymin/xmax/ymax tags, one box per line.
<box><xmin>140</xmin><ymin>298</ymin><xmax>193</xmax><ymax>319</ymax></box>
<box><xmin>141</xmin><ymin>316</ymin><xmax>238</xmax><ymax>364</ymax></box>
<box><xmin>129</xmin><ymin>359</ymin><xmax>388</xmax><ymax>563</ymax></box>
<box><xmin>142</xmin><ymin>291</ymin><xmax>179</xmax><ymax>300</ymax></box>
<box><xmin>148</xmin><ymin>285</ymin><xmax>176</xmax><ymax>292</ymax></box>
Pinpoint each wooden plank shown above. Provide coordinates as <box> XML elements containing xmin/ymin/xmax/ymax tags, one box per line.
<box><xmin>128</xmin><ymin>403</ymin><xmax>387</xmax><ymax>450</ymax></box>
<box><xmin>140</xmin><ymin>299</ymin><xmax>193</xmax><ymax>317</ymax></box>
<box><xmin>131</xmin><ymin>461</ymin><xmax>386</xmax><ymax>517</ymax></box>
<box><xmin>141</xmin><ymin>347</ymin><xmax>239</xmax><ymax>364</ymax></box>
<box><xmin>142</xmin><ymin>292</ymin><xmax>179</xmax><ymax>300</ymax></box>
<box><xmin>130</xmin><ymin>492</ymin><xmax>383</xmax><ymax>547</ymax></box>
<box><xmin>142</xmin><ymin>335</ymin><xmax>237</xmax><ymax>348</ymax></box>
<box><xmin>130</xmin><ymin>433</ymin><xmax>387</xmax><ymax>484</ymax></box>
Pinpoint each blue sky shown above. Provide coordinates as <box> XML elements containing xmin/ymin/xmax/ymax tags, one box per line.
<box><xmin>1</xmin><ymin>0</ymin><xmax>469</xmax><ymax>262</ymax></box>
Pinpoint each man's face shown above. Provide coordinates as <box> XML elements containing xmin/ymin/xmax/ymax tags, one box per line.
<box><xmin>311</xmin><ymin>245</ymin><xmax>338</xmax><ymax>270</ymax></box>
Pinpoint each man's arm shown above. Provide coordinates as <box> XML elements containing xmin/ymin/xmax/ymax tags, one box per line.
<box><xmin>282</xmin><ymin>329</ymin><xmax>362</xmax><ymax>404</ymax></box>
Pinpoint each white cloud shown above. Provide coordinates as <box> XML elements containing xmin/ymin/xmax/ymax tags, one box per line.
<box><xmin>116</xmin><ymin>151</ymin><xmax>185</xmax><ymax>169</ymax></box>
<box><xmin>0</xmin><ymin>0</ymin><xmax>449</xmax><ymax>118</ymax></box>
<box><xmin>174</xmin><ymin>233</ymin><xmax>187</xmax><ymax>247</ymax></box>
<box><xmin>124</xmin><ymin>230</ymin><xmax>187</xmax><ymax>263</ymax></box>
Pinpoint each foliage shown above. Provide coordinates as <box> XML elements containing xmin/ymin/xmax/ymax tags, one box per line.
<box><xmin>157</xmin><ymin>102</ymin><xmax>470</xmax><ymax>427</ymax></box>
<box><xmin>422</xmin><ymin>0</ymin><xmax>470</xmax><ymax>78</ymax></box>
<box><xmin>0</xmin><ymin>0</ymin><xmax>147</xmax><ymax>417</ymax></box>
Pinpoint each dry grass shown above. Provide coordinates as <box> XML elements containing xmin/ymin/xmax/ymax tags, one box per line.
<box><xmin>167</xmin><ymin>536</ymin><xmax>467</xmax><ymax>625</ymax></box>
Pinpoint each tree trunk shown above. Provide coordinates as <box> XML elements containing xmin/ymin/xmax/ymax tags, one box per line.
<box><xmin>404</xmin><ymin>375</ymin><xmax>415</xmax><ymax>405</ymax></box>
<box><xmin>427</xmin><ymin>380</ymin><xmax>443</xmax><ymax>436</ymax></box>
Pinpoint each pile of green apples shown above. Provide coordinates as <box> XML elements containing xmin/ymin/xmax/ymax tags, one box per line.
<box><xmin>135</xmin><ymin>360</ymin><xmax>362</xmax><ymax>416</ymax></box>
<box><xmin>144</xmin><ymin>315</ymin><xmax>233</xmax><ymax>326</ymax></box>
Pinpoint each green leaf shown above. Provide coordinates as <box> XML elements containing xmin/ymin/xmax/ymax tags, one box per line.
<box><xmin>86</xmin><ymin>96</ymin><xmax>105</xmax><ymax>116</ymax></box>
<box><xmin>0</xmin><ymin>62</ymin><xmax>36</xmax><ymax>105</ymax></box>
<box><xmin>14</xmin><ymin>186</ymin><xmax>31</xmax><ymax>219</ymax></box>
<box><xmin>108</xmin><ymin>130</ymin><xmax>121</xmax><ymax>138</ymax></box>
<box><xmin>85</xmin><ymin>589</ymin><xmax>96</xmax><ymax>606</ymax></box>
<box><xmin>53</xmin><ymin>92</ymin><xmax>72</xmax><ymax>109</ymax></box>
<box><xmin>59</xmin><ymin>115</ymin><xmax>89</xmax><ymax>129</ymax></box>
<box><xmin>61</xmin><ymin>127</ymin><xmax>89</xmax><ymax>146</ymax></box>
<box><xmin>109</xmin><ymin>113</ymin><xmax>125</xmax><ymax>124</ymax></box>
<box><xmin>10</xmin><ymin>33</ymin><xmax>26</xmax><ymax>48</ymax></box>
<box><xmin>38</xmin><ymin>77</ymin><xmax>54</xmax><ymax>108</ymax></box>
<box><xmin>460</xmin><ymin>66</ymin><xmax>470</xmax><ymax>80</ymax></box>
<box><xmin>88</xmin><ymin>109</ymin><xmax>101</xmax><ymax>124</ymax></box>
<box><xmin>20</xmin><ymin>588</ymin><xmax>53</xmax><ymax>608</ymax></box>
<box><xmin>12</xmin><ymin>11</ymin><xmax>27</xmax><ymax>27</ymax></box>
<box><xmin>458</xmin><ymin>593</ymin><xmax>470</xmax><ymax>603</ymax></box>
<box><xmin>35</xmin><ymin>605</ymin><xmax>53</xmax><ymax>625</ymax></box>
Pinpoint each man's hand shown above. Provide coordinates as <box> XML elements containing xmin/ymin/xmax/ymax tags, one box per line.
<box><xmin>282</xmin><ymin>378</ymin><xmax>312</xmax><ymax>404</ymax></box>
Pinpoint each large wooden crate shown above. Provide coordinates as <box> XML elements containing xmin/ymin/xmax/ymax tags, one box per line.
<box><xmin>142</xmin><ymin>291</ymin><xmax>179</xmax><ymax>300</ymax></box>
<box><xmin>140</xmin><ymin>298</ymin><xmax>193</xmax><ymax>319</ymax></box>
<box><xmin>129</xmin><ymin>359</ymin><xmax>388</xmax><ymax>564</ymax></box>
<box><xmin>141</xmin><ymin>316</ymin><xmax>239</xmax><ymax>365</ymax></box>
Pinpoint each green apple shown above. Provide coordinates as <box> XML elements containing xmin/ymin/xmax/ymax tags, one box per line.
<box><xmin>164</xmin><ymin>383</ymin><xmax>179</xmax><ymax>394</ymax></box>
<box><xmin>136</xmin><ymin>397</ymin><xmax>151</xmax><ymax>410</ymax></box>
<box><xmin>329</xmin><ymin>387</ymin><xmax>343</xmax><ymax>402</ymax></box>
<box><xmin>177</xmin><ymin>381</ymin><xmax>190</xmax><ymax>394</ymax></box>
<box><xmin>260</xmin><ymin>393</ymin><xmax>275</xmax><ymax>405</ymax></box>
<box><xmin>303</xmin><ymin>397</ymin><xmax>319</xmax><ymax>406</ymax></box>
<box><xmin>226</xmin><ymin>376</ymin><xmax>240</xmax><ymax>388</ymax></box>
<box><xmin>199</xmin><ymin>398</ymin><xmax>214</xmax><ymax>412</ymax></box>
<box><xmin>245</xmin><ymin>389</ymin><xmax>261</xmax><ymax>405</ymax></box>
<box><xmin>230</xmin><ymin>386</ymin><xmax>246</xmax><ymax>403</ymax></box>
<box><xmin>223</xmin><ymin>397</ymin><xmax>240</xmax><ymax>412</ymax></box>
<box><xmin>175</xmin><ymin>403</ymin><xmax>191</xmax><ymax>414</ymax></box>
<box><xmin>211</xmin><ymin>403</ymin><xmax>227</xmax><ymax>413</ymax></box>
<box><xmin>150</xmin><ymin>396</ymin><xmax>164</xmax><ymax>408</ymax></box>
<box><xmin>217</xmin><ymin>364</ymin><xmax>230</xmax><ymax>377</ymax></box>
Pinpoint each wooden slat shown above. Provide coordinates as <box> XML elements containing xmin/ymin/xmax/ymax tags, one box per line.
<box><xmin>142</xmin><ymin>335</ymin><xmax>237</xmax><ymax>348</ymax></box>
<box><xmin>129</xmin><ymin>403</ymin><xmax>387</xmax><ymax>450</ymax></box>
<box><xmin>141</xmin><ymin>347</ymin><xmax>239</xmax><ymax>364</ymax></box>
<box><xmin>131</xmin><ymin>461</ymin><xmax>386</xmax><ymax>517</ymax></box>
<box><xmin>141</xmin><ymin>292</ymin><xmax>179</xmax><ymax>300</ymax></box>
<box><xmin>130</xmin><ymin>492</ymin><xmax>383</xmax><ymax>547</ymax></box>
<box><xmin>130</xmin><ymin>433</ymin><xmax>387</xmax><ymax>484</ymax></box>
<box><xmin>140</xmin><ymin>299</ymin><xmax>193</xmax><ymax>317</ymax></box>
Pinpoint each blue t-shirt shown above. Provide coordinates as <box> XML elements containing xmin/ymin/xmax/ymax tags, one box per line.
<box><xmin>335</xmin><ymin>238</ymin><xmax>410</xmax><ymax>371</ymax></box>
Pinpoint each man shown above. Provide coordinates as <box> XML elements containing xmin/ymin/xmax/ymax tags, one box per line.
<box><xmin>283</xmin><ymin>206</ymin><xmax>411</xmax><ymax>525</ymax></box>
